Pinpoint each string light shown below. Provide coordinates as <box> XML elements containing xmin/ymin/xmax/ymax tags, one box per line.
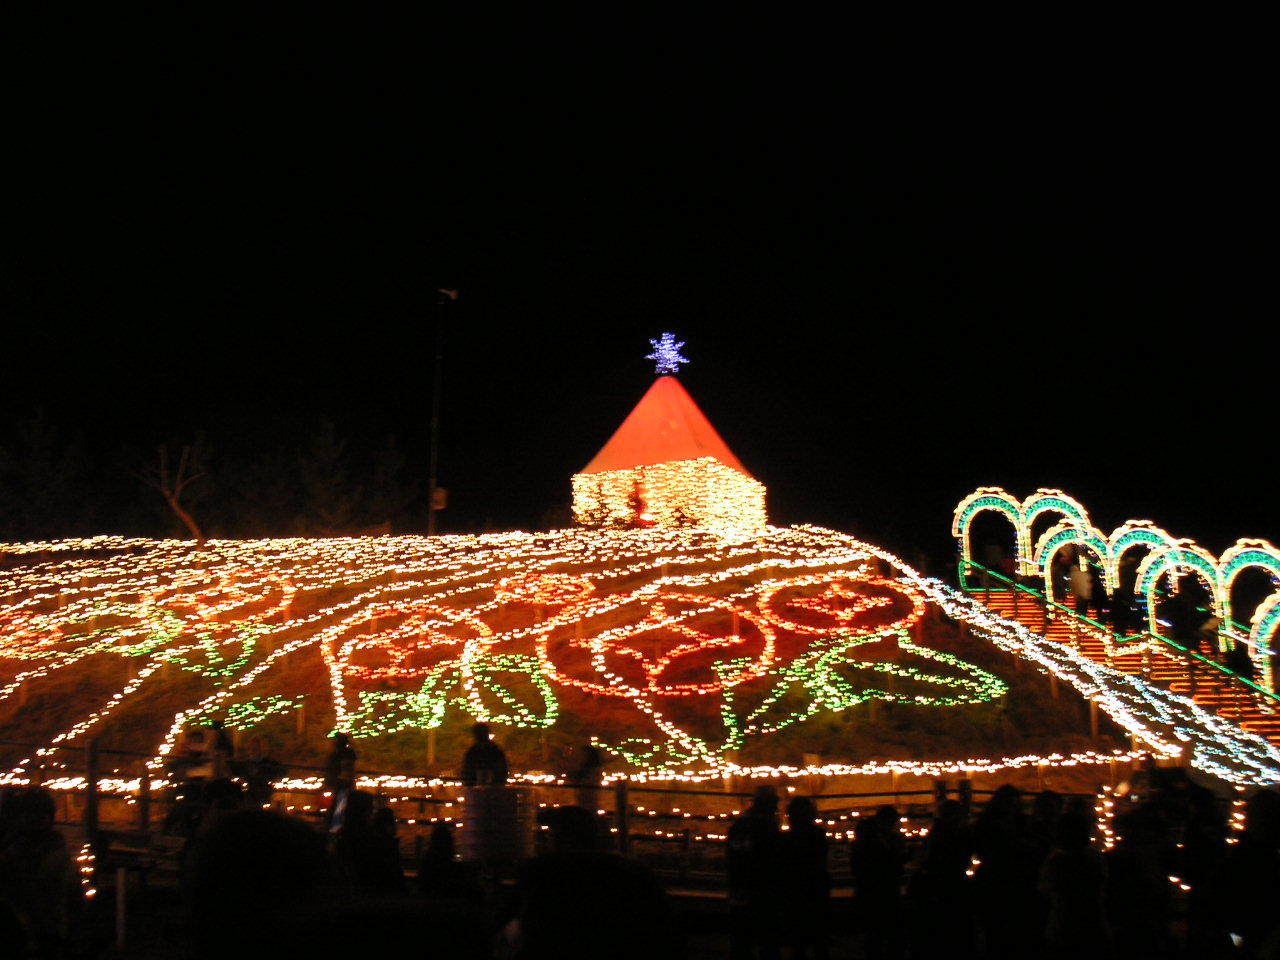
<box><xmin>193</xmin><ymin>695</ymin><xmax>305</xmax><ymax>730</ymax></box>
<box><xmin>495</xmin><ymin>573</ymin><xmax>595</xmax><ymax>607</ymax></box>
<box><xmin>572</xmin><ymin>369</ymin><xmax>766</xmax><ymax>533</ymax></box>
<box><xmin>77</xmin><ymin>842</ymin><xmax>97</xmax><ymax>899</ymax></box>
<box><xmin>954</xmin><ymin>487</ymin><xmax>1280</xmax><ymax>684</ymax></box>
<box><xmin>4</xmin><ymin>521</ymin><xmax>1279</xmax><ymax>788</ymax></box>
<box><xmin>952</xmin><ymin>488</ymin><xmax>1090</xmax><ymax>577</ymax></box>
<box><xmin>572</xmin><ymin>458</ymin><xmax>767</xmax><ymax>534</ymax></box>
<box><xmin>645</xmin><ymin>332</ymin><xmax>689</xmax><ymax>375</ymax></box>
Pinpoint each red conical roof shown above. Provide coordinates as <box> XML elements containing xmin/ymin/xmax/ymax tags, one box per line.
<box><xmin>580</xmin><ymin>376</ymin><xmax>754</xmax><ymax>477</ymax></box>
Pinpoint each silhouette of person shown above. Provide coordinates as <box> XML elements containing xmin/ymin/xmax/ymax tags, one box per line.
<box><xmin>1069</xmin><ymin>557</ymin><xmax>1093</xmax><ymax>618</ymax></box>
<box><xmin>0</xmin><ymin>787</ymin><xmax>76</xmax><ymax>958</ymax></box>
<box><xmin>187</xmin><ymin>808</ymin><xmax>487</xmax><ymax>956</ymax></box>
<box><xmin>165</xmin><ymin>728</ymin><xmax>216</xmax><ymax>837</ymax></box>
<box><xmin>333</xmin><ymin>790</ymin><xmax>404</xmax><ymax>894</ymax></box>
<box><xmin>503</xmin><ymin>805</ymin><xmax>673</xmax><ymax>958</ymax></box>
<box><xmin>780</xmin><ymin>796</ymin><xmax>829</xmax><ymax>960</ymax></box>
<box><xmin>727</xmin><ymin>784</ymin><xmax>782</xmax><ymax>959</ymax></box>
<box><xmin>198</xmin><ymin>776</ymin><xmax>246</xmax><ymax>837</ymax></box>
<box><xmin>1106</xmin><ymin>801</ymin><xmax>1176</xmax><ymax>958</ymax></box>
<box><xmin>206</xmin><ymin>719</ymin><xmax>235</xmax><ymax>779</ymax></box>
<box><xmin>911</xmin><ymin>799</ymin><xmax>974</xmax><ymax>958</ymax></box>
<box><xmin>569</xmin><ymin>743</ymin><xmax>605</xmax><ymax>811</ymax></box>
<box><xmin>973</xmin><ymin>784</ymin><xmax>1040</xmax><ymax>960</ymax></box>
<box><xmin>1226</xmin><ymin>641</ymin><xmax>1257</xmax><ymax>681</ymax></box>
<box><xmin>1039</xmin><ymin>810</ymin><xmax>1111</xmax><ymax>959</ymax></box>
<box><xmin>324</xmin><ymin>732</ymin><xmax>357</xmax><ymax>826</ymax></box>
<box><xmin>417</xmin><ymin>823</ymin><xmax>481</xmax><ymax>902</ymax></box>
<box><xmin>184</xmin><ymin>809</ymin><xmax>332</xmax><ymax>958</ymax></box>
<box><xmin>460</xmin><ymin>723</ymin><xmax>508</xmax><ymax>787</ymax></box>
<box><xmin>233</xmin><ymin>736</ymin><xmax>286</xmax><ymax>808</ymax></box>
<box><xmin>851</xmin><ymin>814</ymin><xmax>904</xmax><ymax>960</ymax></box>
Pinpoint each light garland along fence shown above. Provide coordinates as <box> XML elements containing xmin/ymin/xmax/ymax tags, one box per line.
<box><xmin>957</xmin><ymin>559</ymin><xmax>1280</xmax><ymax>742</ymax></box>
<box><xmin>5</xmin><ymin>729</ymin><xmax>1228</xmax><ymax>956</ymax></box>
<box><xmin>3</xmin><ymin>734</ymin><xmax>1105</xmax><ymax>892</ymax></box>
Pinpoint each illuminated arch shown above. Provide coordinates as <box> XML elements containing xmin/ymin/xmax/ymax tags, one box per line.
<box><xmin>952</xmin><ymin>487</ymin><xmax>1022</xmax><ymax>571</ymax></box>
<box><xmin>1251</xmin><ymin>593</ymin><xmax>1280</xmax><ymax>692</ymax></box>
<box><xmin>1135</xmin><ymin>540</ymin><xmax>1224</xmax><ymax>636</ymax></box>
<box><xmin>1033</xmin><ymin>521</ymin><xmax>1110</xmax><ymax>606</ymax></box>
<box><xmin>1219</xmin><ymin>539</ymin><xmax>1280</xmax><ymax>628</ymax></box>
<box><xmin>1019</xmin><ymin>489</ymin><xmax>1091</xmax><ymax>576</ymax></box>
<box><xmin>1106</xmin><ymin>521</ymin><xmax>1178</xmax><ymax>596</ymax></box>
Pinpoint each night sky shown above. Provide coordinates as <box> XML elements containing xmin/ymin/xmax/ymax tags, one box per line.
<box><xmin>3</xmin><ymin>64</ymin><xmax>1272</xmax><ymax>563</ymax></box>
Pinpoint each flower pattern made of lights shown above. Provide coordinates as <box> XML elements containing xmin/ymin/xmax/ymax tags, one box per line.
<box><xmin>2</xmin><ymin>523</ymin><xmax>1278</xmax><ymax>785</ymax></box>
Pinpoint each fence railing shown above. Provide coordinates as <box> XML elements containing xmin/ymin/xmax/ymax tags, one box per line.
<box><xmin>2</xmin><ymin>733</ymin><xmax>1101</xmax><ymax>866</ymax></box>
<box><xmin>958</xmin><ymin>559</ymin><xmax>1280</xmax><ymax>706</ymax></box>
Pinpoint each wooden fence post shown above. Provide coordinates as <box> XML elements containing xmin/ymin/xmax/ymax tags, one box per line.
<box><xmin>116</xmin><ymin>867</ymin><xmax>127</xmax><ymax>949</ymax></box>
<box><xmin>614</xmin><ymin>779</ymin><xmax>630</xmax><ymax>856</ymax></box>
<box><xmin>139</xmin><ymin>770</ymin><xmax>151</xmax><ymax>832</ymax></box>
<box><xmin>933</xmin><ymin>779</ymin><xmax>949</xmax><ymax>807</ymax></box>
<box><xmin>85</xmin><ymin>740</ymin><xmax>100</xmax><ymax>842</ymax></box>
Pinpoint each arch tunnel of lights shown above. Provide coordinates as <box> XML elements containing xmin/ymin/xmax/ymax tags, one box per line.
<box><xmin>953</xmin><ymin>486</ymin><xmax>1280</xmax><ymax>689</ymax></box>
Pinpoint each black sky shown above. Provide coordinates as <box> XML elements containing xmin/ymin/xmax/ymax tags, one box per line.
<box><xmin>2</xmin><ymin>55</ymin><xmax>1273</xmax><ymax>561</ymax></box>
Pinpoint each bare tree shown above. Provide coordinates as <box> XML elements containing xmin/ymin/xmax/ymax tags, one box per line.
<box><xmin>142</xmin><ymin>444</ymin><xmax>207</xmax><ymax>542</ymax></box>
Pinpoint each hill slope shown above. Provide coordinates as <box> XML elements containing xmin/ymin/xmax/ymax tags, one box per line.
<box><xmin>2</xmin><ymin>525</ymin><xmax>1277</xmax><ymax>786</ymax></box>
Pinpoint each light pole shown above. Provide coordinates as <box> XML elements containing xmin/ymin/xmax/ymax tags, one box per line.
<box><xmin>428</xmin><ymin>289</ymin><xmax>457</xmax><ymax>536</ymax></box>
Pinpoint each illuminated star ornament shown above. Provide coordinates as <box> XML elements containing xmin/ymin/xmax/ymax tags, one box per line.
<box><xmin>646</xmin><ymin>333</ymin><xmax>690</xmax><ymax>375</ymax></box>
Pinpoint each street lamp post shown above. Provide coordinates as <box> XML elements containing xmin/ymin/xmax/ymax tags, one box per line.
<box><xmin>428</xmin><ymin>289</ymin><xmax>457</xmax><ymax>536</ymax></box>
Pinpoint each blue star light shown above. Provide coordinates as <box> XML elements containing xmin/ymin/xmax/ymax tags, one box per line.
<box><xmin>645</xmin><ymin>333</ymin><xmax>690</xmax><ymax>375</ymax></box>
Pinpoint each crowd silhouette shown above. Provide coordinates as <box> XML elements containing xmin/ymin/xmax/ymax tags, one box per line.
<box><xmin>5</xmin><ymin>726</ymin><xmax>1280</xmax><ymax>958</ymax></box>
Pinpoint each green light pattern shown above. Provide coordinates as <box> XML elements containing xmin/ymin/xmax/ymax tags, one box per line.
<box><xmin>596</xmin><ymin>630</ymin><xmax>1007</xmax><ymax>771</ymax></box>
<box><xmin>1024</xmin><ymin>495</ymin><xmax>1088</xmax><ymax>528</ymax></box>
<box><xmin>1222</xmin><ymin>549</ymin><xmax>1280</xmax><ymax>585</ymax></box>
<box><xmin>195</xmin><ymin>695</ymin><xmax>304</xmax><ymax>730</ymax></box>
<box><xmin>347</xmin><ymin>661</ymin><xmax>456</xmax><ymax>738</ymax></box>
<box><xmin>1035</xmin><ymin>527</ymin><xmax>1109</xmax><ymax>570</ymax></box>
<box><xmin>154</xmin><ymin>621</ymin><xmax>267</xmax><ymax>683</ymax></box>
<box><xmin>463</xmin><ymin>652</ymin><xmax>559</xmax><ymax>728</ymax></box>
<box><xmin>958</xmin><ymin>496</ymin><xmax>1021</xmax><ymax>532</ymax></box>
<box><xmin>1138</xmin><ymin>549</ymin><xmax>1219</xmax><ymax>597</ymax></box>
<box><xmin>344</xmin><ymin>653</ymin><xmax>560</xmax><ymax>739</ymax></box>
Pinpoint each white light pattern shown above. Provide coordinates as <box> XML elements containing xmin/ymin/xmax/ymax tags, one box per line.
<box><xmin>645</xmin><ymin>332</ymin><xmax>689</xmax><ymax>375</ymax></box>
<box><xmin>2</xmin><ymin>524</ymin><xmax>1278</xmax><ymax>790</ymax></box>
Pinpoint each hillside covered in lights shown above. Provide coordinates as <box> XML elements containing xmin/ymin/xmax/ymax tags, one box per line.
<box><xmin>5</xmin><ymin>347</ymin><xmax>1280</xmax><ymax>788</ymax></box>
<box><xmin>4</xmin><ymin>523</ymin><xmax>1280</xmax><ymax>787</ymax></box>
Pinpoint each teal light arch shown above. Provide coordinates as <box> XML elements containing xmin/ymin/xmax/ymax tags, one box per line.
<box><xmin>1033</xmin><ymin>521</ymin><xmax>1110</xmax><ymax>606</ymax></box>
<box><xmin>1251</xmin><ymin>593</ymin><xmax>1280</xmax><ymax>692</ymax></box>
<box><xmin>1136</xmin><ymin>542</ymin><xmax>1224</xmax><ymax>636</ymax></box>
<box><xmin>1106</xmin><ymin>522</ymin><xmax>1178</xmax><ymax>601</ymax></box>
<box><xmin>1022</xmin><ymin>490</ymin><xmax>1090</xmax><ymax>528</ymax></box>
<box><xmin>1018</xmin><ymin>490</ymin><xmax>1091</xmax><ymax>576</ymax></box>
<box><xmin>1219</xmin><ymin>539</ymin><xmax>1280</xmax><ymax>628</ymax></box>
<box><xmin>952</xmin><ymin>488</ymin><xmax>1022</xmax><ymax>572</ymax></box>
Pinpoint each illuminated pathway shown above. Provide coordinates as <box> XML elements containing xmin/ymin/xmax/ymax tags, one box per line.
<box><xmin>972</xmin><ymin>585</ymin><xmax>1280</xmax><ymax>745</ymax></box>
<box><xmin>951</xmin><ymin>485</ymin><xmax>1280</xmax><ymax>774</ymax></box>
